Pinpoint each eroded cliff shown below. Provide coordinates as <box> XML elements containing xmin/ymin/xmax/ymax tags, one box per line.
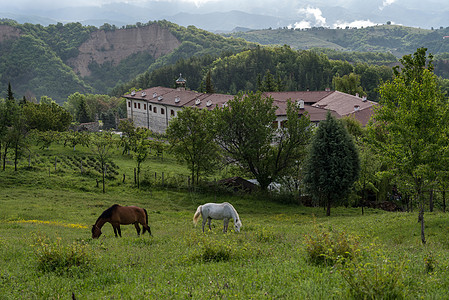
<box><xmin>68</xmin><ymin>24</ymin><xmax>181</xmax><ymax>77</ymax></box>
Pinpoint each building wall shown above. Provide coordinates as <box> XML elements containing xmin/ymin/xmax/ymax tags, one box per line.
<box><xmin>127</xmin><ymin>99</ymin><xmax>182</xmax><ymax>134</ymax></box>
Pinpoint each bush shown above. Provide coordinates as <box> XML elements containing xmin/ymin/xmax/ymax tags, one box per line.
<box><xmin>184</xmin><ymin>232</ymin><xmax>256</xmax><ymax>263</ymax></box>
<box><xmin>33</xmin><ymin>235</ymin><xmax>93</xmax><ymax>276</ymax></box>
<box><xmin>339</xmin><ymin>249</ymin><xmax>407</xmax><ymax>299</ymax></box>
<box><xmin>304</xmin><ymin>225</ymin><xmax>360</xmax><ymax>266</ymax></box>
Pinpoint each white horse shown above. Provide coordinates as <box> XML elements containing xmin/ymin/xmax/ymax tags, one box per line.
<box><xmin>193</xmin><ymin>202</ymin><xmax>242</xmax><ymax>233</ymax></box>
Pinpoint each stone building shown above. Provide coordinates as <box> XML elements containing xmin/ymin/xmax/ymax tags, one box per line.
<box><xmin>123</xmin><ymin>76</ymin><xmax>377</xmax><ymax>134</ymax></box>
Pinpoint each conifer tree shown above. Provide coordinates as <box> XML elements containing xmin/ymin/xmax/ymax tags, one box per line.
<box><xmin>304</xmin><ymin>112</ymin><xmax>360</xmax><ymax>216</ymax></box>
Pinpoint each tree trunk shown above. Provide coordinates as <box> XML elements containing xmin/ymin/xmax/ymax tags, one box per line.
<box><xmin>419</xmin><ymin>202</ymin><xmax>426</xmax><ymax>244</ymax></box>
<box><xmin>326</xmin><ymin>196</ymin><xmax>331</xmax><ymax>216</ymax></box>
<box><xmin>102</xmin><ymin>165</ymin><xmax>106</xmax><ymax>193</ymax></box>
<box><xmin>429</xmin><ymin>189</ymin><xmax>434</xmax><ymax>212</ymax></box>
<box><xmin>14</xmin><ymin>143</ymin><xmax>19</xmax><ymax>171</ymax></box>
<box><xmin>443</xmin><ymin>190</ymin><xmax>446</xmax><ymax>213</ymax></box>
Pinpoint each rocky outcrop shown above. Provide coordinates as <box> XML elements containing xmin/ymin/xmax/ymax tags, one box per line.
<box><xmin>68</xmin><ymin>24</ymin><xmax>181</xmax><ymax>77</ymax></box>
<box><xmin>0</xmin><ymin>25</ymin><xmax>21</xmax><ymax>43</ymax></box>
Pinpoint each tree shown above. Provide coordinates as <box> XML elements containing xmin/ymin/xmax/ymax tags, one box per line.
<box><xmin>23</xmin><ymin>101</ymin><xmax>72</xmax><ymax>132</ymax></box>
<box><xmin>332</xmin><ymin>73</ymin><xmax>366</xmax><ymax>96</ymax></box>
<box><xmin>214</xmin><ymin>92</ymin><xmax>313</xmax><ymax>190</ymax></box>
<box><xmin>367</xmin><ymin>48</ymin><xmax>449</xmax><ymax>244</ymax></box>
<box><xmin>77</xmin><ymin>98</ymin><xmax>91</xmax><ymax>123</ymax></box>
<box><xmin>166</xmin><ymin>107</ymin><xmax>219</xmax><ymax>185</ymax></box>
<box><xmin>205</xmin><ymin>70</ymin><xmax>215</xmax><ymax>94</ymax></box>
<box><xmin>132</xmin><ymin>128</ymin><xmax>151</xmax><ymax>189</ymax></box>
<box><xmin>341</xmin><ymin>117</ymin><xmax>380</xmax><ymax>214</ymax></box>
<box><xmin>91</xmin><ymin>131</ymin><xmax>115</xmax><ymax>193</ymax></box>
<box><xmin>304</xmin><ymin>112</ymin><xmax>360</xmax><ymax>216</ymax></box>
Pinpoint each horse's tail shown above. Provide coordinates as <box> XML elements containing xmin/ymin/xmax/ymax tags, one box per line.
<box><xmin>143</xmin><ymin>208</ymin><xmax>149</xmax><ymax>226</ymax></box>
<box><xmin>193</xmin><ymin>205</ymin><xmax>202</xmax><ymax>225</ymax></box>
<box><xmin>142</xmin><ymin>208</ymin><xmax>152</xmax><ymax>236</ymax></box>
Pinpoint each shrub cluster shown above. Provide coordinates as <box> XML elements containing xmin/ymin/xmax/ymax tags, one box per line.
<box><xmin>33</xmin><ymin>235</ymin><xmax>93</xmax><ymax>276</ymax></box>
<box><xmin>304</xmin><ymin>226</ymin><xmax>360</xmax><ymax>266</ymax></box>
<box><xmin>339</xmin><ymin>249</ymin><xmax>407</xmax><ymax>299</ymax></box>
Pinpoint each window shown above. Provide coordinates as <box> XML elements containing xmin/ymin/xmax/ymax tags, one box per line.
<box><xmin>153</xmin><ymin>107</ymin><xmax>157</xmax><ymax>113</ymax></box>
<box><xmin>144</xmin><ymin>104</ymin><xmax>146</xmax><ymax>110</ymax></box>
<box><xmin>272</xmin><ymin>121</ymin><xmax>278</xmax><ymax>128</ymax></box>
<box><xmin>149</xmin><ymin>105</ymin><xmax>152</xmax><ymax>111</ymax></box>
<box><xmin>128</xmin><ymin>101</ymin><xmax>131</xmax><ymax>107</ymax></box>
<box><xmin>280</xmin><ymin>120</ymin><xmax>287</xmax><ymax>128</ymax></box>
<box><xmin>171</xmin><ymin>110</ymin><xmax>175</xmax><ymax>116</ymax></box>
<box><xmin>134</xmin><ymin>103</ymin><xmax>136</xmax><ymax>109</ymax></box>
<box><xmin>161</xmin><ymin>108</ymin><xmax>165</xmax><ymax>115</ymax></box>
<box><xmin>138</xmin><ymin>103</ymin><xmax>141</xmax><ymax>109</ymax></box>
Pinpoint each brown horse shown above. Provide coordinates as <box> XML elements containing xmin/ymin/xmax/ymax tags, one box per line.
<box><xmin>91</xmin><ymin>204</ymin><xmax>152</xmax><ymax>238</ymax></box>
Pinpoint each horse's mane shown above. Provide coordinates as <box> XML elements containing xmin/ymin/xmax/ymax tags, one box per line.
<box><xmin>225</xmin><ymin>202</ymin><xmax>241</xmax><ymax>223</ymax></box>
<box><xmin>97</xmin><ymin>204</ymin><xmax>120</xmax><ymax>222</ymax></box>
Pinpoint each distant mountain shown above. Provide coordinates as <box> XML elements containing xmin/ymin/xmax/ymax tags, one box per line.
<box><xmin>225</xmin><ymin>25</ymin><xmax>449</xmax><ymax>57</ymax></box>
<box><xmin>0</xmin><ymin>20</ymin><xmax>253</xmax><ymax>103</ymax></box>
<box><xmin>2</xmin><ymin>1</ymin><xmax>449</xmax><ymax>32</ymax></box>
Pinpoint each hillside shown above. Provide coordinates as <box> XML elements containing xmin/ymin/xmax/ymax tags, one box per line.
<box><xmin>225</xmin><ymin>25</ymin><xmax>449</xmax><ymax>58</ymax></box>
<box><xmin>0</xmin><ymin>20</ymin><xmax>253</xmax><ymax>103</ymax></box>
<box><xmin>3</xmin><ymin>20</ymin><xmax>449</xmax><ymax>104</ymax></box>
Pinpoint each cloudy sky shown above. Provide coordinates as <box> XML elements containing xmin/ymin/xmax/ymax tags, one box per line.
<box><xmin>3</xmin><ymin>0</ymin><xmax>449</xmax><ymax>30</ymax></box>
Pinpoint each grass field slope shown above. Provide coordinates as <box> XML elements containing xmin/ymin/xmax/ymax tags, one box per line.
<box><xmin>1</xmin><ymin>144</ymin><xmax>449</xmax><ymax>298</ymax></box>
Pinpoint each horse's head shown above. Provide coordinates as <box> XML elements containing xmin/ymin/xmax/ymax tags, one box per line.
<box><xmin>91</xmin><ymin>225</ymin><xmax>102</xmax><ymax>239</ymax></box>
<box><xmin>234</xmin><ymin>219</ymin><xmax>242</xmax><ymax>232</ymax></box>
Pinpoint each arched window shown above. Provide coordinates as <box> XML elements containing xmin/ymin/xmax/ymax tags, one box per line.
<box><xmin>161</xmin><ymin>108</ymin><xmax>165</xmax><ymax>115</ymax></box>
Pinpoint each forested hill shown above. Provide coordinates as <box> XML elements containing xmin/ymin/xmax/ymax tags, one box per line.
<box><xmin>225</xmin><ymin>25</ymin><xmax>449</xmax><ymax>58</ymax></box>
<box><xmin>3</xmin><ymin>20</ymin><xmax>449</xmax><ymax>104</ymax></box>
<box><xmin>0</xmin><ymin>20</ymin><xmax>253</xmax><ymax>104</ymax></box>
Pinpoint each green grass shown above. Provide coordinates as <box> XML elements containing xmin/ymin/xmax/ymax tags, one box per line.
<box><xmin>1</xmin><ymin>144</ymin><xmax>449</xmax><ymax>299</ymax></box>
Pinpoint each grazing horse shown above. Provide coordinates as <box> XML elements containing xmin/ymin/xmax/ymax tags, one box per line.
<box><xmin>193</xmin><ymin>202</ymin><xmax>242</xmax><ymax>233</ymax></box>
<box><xmin>91</xmin><ymin>204</ymin><xmax>152</xmax><ymax>238</ymax></box>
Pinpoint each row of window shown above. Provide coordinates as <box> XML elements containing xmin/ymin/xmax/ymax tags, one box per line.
<box><xmin>128</xmin><ymin>101</ymin><xmax>175</xmax><ymax>116</ymax></box>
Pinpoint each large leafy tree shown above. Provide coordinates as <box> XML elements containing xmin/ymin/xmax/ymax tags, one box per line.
<box><xmin>367</xmin><ymin>48</ymin><xmax>449</xmax><ymax>244</ymax></box>
<box><xmin>304</xmin><ymin>112</ymin><xmax>360</xmax><ymax>216</ymax></box>
<box><xmin>166</xmin><ymin>107</ymin><xmax>219</xmax><ymax>185</ymax></box>
<box><xmin>214</xmin><ymin>91</ymin><xmax>312</xmax><ymax>190</ymax></box>
<box><xmin>23</xmin><ymin>100</ymin><xmax>72</xmax><ymax>132</ymax></box>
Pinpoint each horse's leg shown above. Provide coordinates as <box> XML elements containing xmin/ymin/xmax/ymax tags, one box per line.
<box><xmin>117</xmin><ymin>225</ymin><xmax>122</xmax><ymax>237</ymax></box>
<box><xmin>112</xmin><ymin>224</ymin><xmax>118</xmax><ymax>237</ymax></box>
<box><xmin>223</xmin><ymin>219</ymin><xmax>229</xmax><ymax>233</ymax></box>
<box><xmin>207</xmin><ymin>217</ymin><xmax>212</xmax><ymax>231</ymax></box>
<box><xmin>134</xmin><ymin>223</ymin><xmax>141</xmax><ymax>236</ymax></box>
<box><xmin>202</xmin><ymin>218</ymin><xmax>206</xmax><ymax>232</ymax></box>
<box><xmin>144</xmin><ymin>225</ymin><xmax>152</xmax><ymax>236</ymax></box>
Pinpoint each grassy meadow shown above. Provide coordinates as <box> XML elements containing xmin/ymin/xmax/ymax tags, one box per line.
<box><xmin>1</xmin><ymin>143</ymin><xmax>449</xmax><ymax>299</ymax></box>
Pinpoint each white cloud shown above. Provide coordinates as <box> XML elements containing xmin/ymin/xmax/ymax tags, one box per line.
<box><xmin>333</xmin><ymin>19</ymin><xmax>380</xmax><ymax>29</ymax></box>
<box><xmin>380</xmin><ymin>0</ymin><xmax>397</xmax><ymax>10</ymax></box>
<box><xmin>289</xmin><ymin>20</ymin><xmax>312</xmax><ymax>29</ymax></box>
<box><xmin>297</xmin><ymin>6</ymin><xmax>326</xmax><ymax>27</ymax></box>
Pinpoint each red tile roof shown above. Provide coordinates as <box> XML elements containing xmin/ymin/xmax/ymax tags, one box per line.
<box><xmin>124</xmin><ymin>87</ymin><xmax>375</xmax><ymax>125</ymax></box>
